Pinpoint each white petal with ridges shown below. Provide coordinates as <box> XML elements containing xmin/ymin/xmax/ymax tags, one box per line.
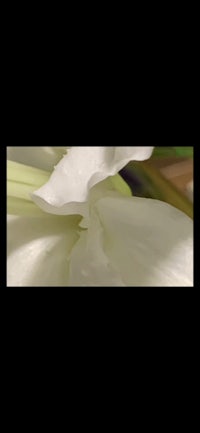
<box><xmin>69</xmin><ymin>196</ymin><xmax>193</xmax><ymax>286</ymax></box>
<box><xmin>95</xmin><ymin>196</ymin><xmax>193</xmax><ymax>286</ymax></box>
<box><xmin>32</xmin><ymin>146</ymin><xmax>154</xmax><ymax>215</ymax></box>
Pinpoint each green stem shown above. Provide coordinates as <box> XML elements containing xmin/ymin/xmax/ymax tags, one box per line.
<box><xmin>7</xmin><ymin>160</ymin><xmax>51</xmax><ymax>217</ymax></box>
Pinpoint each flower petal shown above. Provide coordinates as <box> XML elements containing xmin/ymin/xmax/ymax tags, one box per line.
<box><xmin>32</xmin><ymin>146</ymin><xmax>154</xmax><ymax>215</ymax></box>
<box><xmin>7</xmin><ymin>146</ymin><xmax>68</xmax><ymax>171</ymax></box>
<box><xmin>69</xmin><ymin>197</ymin><xmax>193</xmax><ymax>286</ymax></box>
<box><xmin>7</xmin><ymin>214</ymin><xmax>81</xmax><ymax>286</ymax></box>
<box><xmin>68</xmin><ymin>212</ymin><xmax>125</xmax><ymax>286</ymax></box>
<box><xmin>95</xmin><ymin>197</ymin><xmax>193</xmax><ymax>286</ymax></box>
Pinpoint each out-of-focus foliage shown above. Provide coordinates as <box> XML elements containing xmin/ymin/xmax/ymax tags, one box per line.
<box><xmin>153</xmin><ymin>146</ymin><xmax>193</xmax><ymax>158</ymax></box>
<box><xmin>121</xmin><ymin>160</ymin><xmax>193</xmax><ymax>219</ymax></box>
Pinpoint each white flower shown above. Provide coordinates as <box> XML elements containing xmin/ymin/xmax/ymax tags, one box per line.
<box><xmin>31</xmin><ymin>146</ymin><xmax>154</xmax><ymax>217</ymax></box>
<box><xmin>7</xmin><ymin>146</ymin><xmax>193</xmax><ymax>287</ymax></box>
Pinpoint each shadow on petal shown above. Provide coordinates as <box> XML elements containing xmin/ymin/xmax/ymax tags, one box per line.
<box><xmin>7</xmin><ymin>146</ymin><xmax>67</xmax><ymax>172</ymax></box>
